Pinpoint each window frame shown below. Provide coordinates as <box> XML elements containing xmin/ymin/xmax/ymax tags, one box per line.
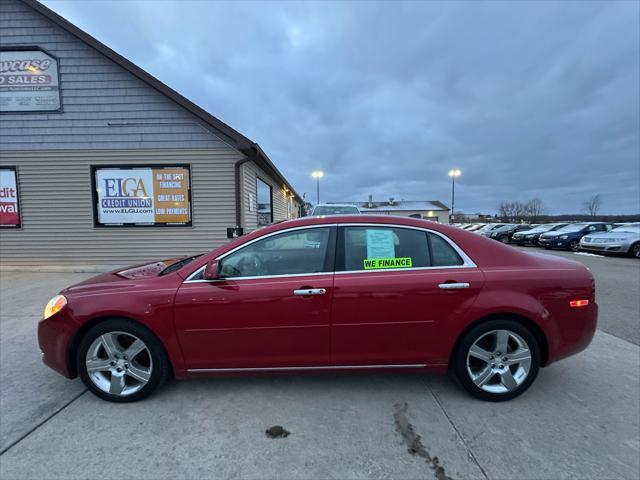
<box><xmin>335</xmin><ymin>224</ymin><xmax>476</xmax><ymax>274</ymax></box>
<box><xmin>185</xmin><ymin>225</ymin><xmax>337</xmax><ymax>282</ymax></box>
<box><xmin>256</xmin><ymin>177</ymin><xmax>273</xmax><ymax>225</ymax></box>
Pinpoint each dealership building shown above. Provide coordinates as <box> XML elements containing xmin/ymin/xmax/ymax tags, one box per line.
<box><xmin>0</xmin><ymin>0</ymin><xmax>303</xmax><ymax>267</ymax></box>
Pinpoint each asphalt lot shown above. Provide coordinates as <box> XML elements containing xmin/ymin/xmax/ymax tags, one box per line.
<box><xmin>1</xmin><ymin>251</ymin><xmax>639</xmax><ymax>480</ymax></box>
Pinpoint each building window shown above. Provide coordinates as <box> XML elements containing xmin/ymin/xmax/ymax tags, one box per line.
<box><xmin>91</xmin><ymin>165</ymin><xmax>192</xmax><ymax>227</ymax></box>
<box><xmin>257</xmin><ymin>178</ymin><xmax>273</xmax><ymax>226</ymax></box>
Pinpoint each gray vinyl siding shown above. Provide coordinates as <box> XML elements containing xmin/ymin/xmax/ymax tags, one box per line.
<box><xmin>0</xmin><ymin>0</ymin><xmax>232</xmax><ymax>149</ymax></box>
<box><xmin>0</xmin><ymin>149</ymin><xmax>242</xmax><ymax>266</ymax></box>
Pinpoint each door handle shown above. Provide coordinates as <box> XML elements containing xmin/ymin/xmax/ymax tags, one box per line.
<box><xmin>438</xmin><ymin>282</ymin><xmax>470</xmax><ymax>290</ymax></box>
<box><xmin>293</xmin><ymin>288</ymin><xmax>326</xmax><ymax>296</ymax></box>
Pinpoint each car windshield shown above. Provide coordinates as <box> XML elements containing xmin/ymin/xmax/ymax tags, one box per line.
<box><xmin>313</xmin><ymin>206</ymin><xmax>360</xmax><ymax>215</ymax></box>
<box><xmin>493</xmin><ymin>224</ymin><xmax>515</xmax><ymax>231</ymax></box>
<box><xmin>611</xmin><ymin>225</ymin><xmax>640</xmax><ymax>234</ymax></box>
<box><xmin>555</xmin><ymin>223</ymin><xmax>589</xmax><ymax>233</ymax></box>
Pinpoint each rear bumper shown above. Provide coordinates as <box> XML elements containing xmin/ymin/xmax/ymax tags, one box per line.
<box><xmin>37</xmin><ymin>310</ymin><xmax>77</xmax><ymax>379</ymax></box>
<box><xmin>546</xmin><ymin>302</ymin><xmax>598</xmax><ymax>365</ymax></box>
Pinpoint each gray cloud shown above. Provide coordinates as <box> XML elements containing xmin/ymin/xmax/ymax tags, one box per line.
<box><xmin>44</xmin><ymin>0</ymin><xmax>639</xmax><ymax>214</ymax></box>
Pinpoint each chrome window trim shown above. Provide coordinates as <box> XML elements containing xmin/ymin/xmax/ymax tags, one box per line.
<box><xmin>188</xmin><ymin>363</ymin><xmax>427</xmax><ymax>373</ymax></box>
<box><xmin>184</xmin><ymin>224</ymin><xmax>337</xmax><ymax>283</ymax></box>
<box><xmin>184</xmin><ymin>222</ymin><xmax>476</xmax><ymax>283</ymax></box>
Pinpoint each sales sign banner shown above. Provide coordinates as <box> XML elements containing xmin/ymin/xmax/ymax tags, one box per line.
<box><xmin>0</xmin><ymin>167</ymin><xmax>20</xmax><ymax>228</ymax></box>
<box><xmin>94</xmin><ymin>166</ymin><xmax>191</xmax><ymax>226</ymax></box>
<box><xmin>0</xmin><ymin>49</ymin><xmax>61</xmax><ymax>112</ymax></box>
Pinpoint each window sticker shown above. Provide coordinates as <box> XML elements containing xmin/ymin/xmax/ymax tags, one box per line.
<box><xmin>363</xmin><ymin>257</ymin><xmax>413</xmax><ymax>270</ymax></box>
<box><xmin>366</xmin><ymin>229</ymin><xmax>395</xmax><ymax>259</ymax></box>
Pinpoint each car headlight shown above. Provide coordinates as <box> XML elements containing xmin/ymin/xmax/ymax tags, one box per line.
<box><xmin>560</xmin><ymin>235</ymin><xmax>569</xmax><ymax>240</ymax></box>
<box><xmin>44</xmin><ymin>295</ymin><xmax>67</xmax><ymax>319</ymax></box>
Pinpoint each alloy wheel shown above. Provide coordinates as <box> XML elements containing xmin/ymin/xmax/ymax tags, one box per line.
<box><xmin>570</xmin><ymin>240</ymin><xmax>579</xmax><ymax>252</ymax></box>
<box><xmin>466</xmin><ymin>329</ymin><xmax>532</xmax><ymax>394</ymax></box>
<box><xmin>85</xmin><ymin>331</ymin><xmax>153</xmax><ymax>396</ymax></box>
<box><xmin>633</xmin><ymin>243</ymin><xmax>640</xmax><ymax>259</ymax></box>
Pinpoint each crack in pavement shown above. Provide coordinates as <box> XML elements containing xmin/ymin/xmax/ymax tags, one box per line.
<box><xmin>393</xmin><ymin>401</ymin><xmax>452</xmax><ymax>480</ymax></box>
<box><xmin>0</xmin><ymin>389</ymin><xmax>88</xmax><ymax>456</ymax></box>
<box><xmin>427</xmin><ymin>383</ymin><xmax>490</xmax><ymax>480</ymax></box>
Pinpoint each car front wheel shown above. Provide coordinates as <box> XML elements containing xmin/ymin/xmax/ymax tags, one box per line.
<box><xmin>498</xmin><ymin>235</ymin><xmax>510</xmax><ymax>244</ymax></box>
<box><xmin>631</xmin><ymin>242</ymin><xmax>640</xmax><ymax>259</ymax></box>
<box><xmin>453</xmin><ymin>319</ymin><xmax>540</xmax><ymax>401</ymax></box>
<box><xmin>77</xmin><ymin>318</ymin><xmax>170</xmax><ymax>402</ymax></box>
<box><xmin>569</xmin><ymin>240</ymin><xmax>580</xmax><ymax>252</ymax></box>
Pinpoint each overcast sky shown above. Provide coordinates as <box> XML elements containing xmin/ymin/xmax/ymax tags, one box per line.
<box><xmin>43</xmin><ymin>0</ymin><xmax>639</xmax><ymax>214</ymax></box>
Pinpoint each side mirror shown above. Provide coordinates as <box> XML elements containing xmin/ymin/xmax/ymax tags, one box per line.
<box><xmin>203</xmin><ymin>260</ymin><xmax>219</xmax><ymax>280</ymax></box>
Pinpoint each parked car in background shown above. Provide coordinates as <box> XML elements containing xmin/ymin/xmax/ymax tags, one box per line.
<box><xmin>475</xmin><ymin>223</ymin><xmax>507</xmax><ymax>236</ymax></box>
<box><xmin>511</xmin><ymin>223</ymin><xmax>569</xmax><ymax>246</ymax></box>
<box><xmin>463</xmin><ymin>224</ymin><xmax>483</xmax><ymax>230</ymax></box>
<box><xmin>539</xmin><ymin>222</ymin><xmax>615</xmax><ymax>251</ymax></box>
<box><xmin>311</xmin><ymin>204</ymin><xmax>361</xmax><ymax>216</ymax></box>
<box><xmin>579</xmin><ymin>224</ymin><xmax>640</xmax><ymax>258</ymax></box>
<box><xmin>38</xmin><ymin>215</ymin><xmax>597</xmax><ymax>403</ymax></box>
<box><xmin>487</xmin><ymin>224</ymin><xmax>533</xmax><ymax>243</ymax></box>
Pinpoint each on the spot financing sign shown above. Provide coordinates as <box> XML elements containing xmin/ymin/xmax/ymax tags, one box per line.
<box><xmin>0</xmin><ymin>49</ymin><xmax>61</xmax><ymax>112</ymax></box>
<box><xmin>0</xmin><ymin>167</ymin><xmax>20</xmax><ymax>228</ymax></box>
<box><xmin>94</xmin><ymin>166</ymin><xmax>191</xmax><ymax>226</ymax></box>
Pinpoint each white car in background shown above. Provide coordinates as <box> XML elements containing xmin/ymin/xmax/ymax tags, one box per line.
<box><xmin>579</xmin><ymin>224</ymin><xmax>640</xmax><ymax>258</ymax></box>
<box><xmin>311</xmin><ymin>204</ymin><xmax>361</xmax><ymax>216</ymax></box>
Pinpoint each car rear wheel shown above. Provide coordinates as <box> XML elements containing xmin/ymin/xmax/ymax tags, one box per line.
<box><xmin>631</xmin><ymin>242</ymin><xmax>640</xmax><ymax>259</ymax></box>
<box><xmin>453</xmin><ymin>319</ymin><xmax>540</xmax><ymax>401</ymax></box>
<box><xmin>77</xmin><ymin>319</ymin><xmax>170</xmax><ymax>402</ymax></box>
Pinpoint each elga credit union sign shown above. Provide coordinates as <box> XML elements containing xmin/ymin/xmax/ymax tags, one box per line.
<box><xmin>0</xmin><ymin>49</ymin><xmax>61</xmax><ymax>112</ymax></box>
<box><xmin>93</xmin><ymin>166</ymin><xmax>191</xmax><ymax>226</ymax></box>
<box><xmin>0</xmin><ymin>167</ymin><xmax>21</xmax><ymax>228</ymax></box>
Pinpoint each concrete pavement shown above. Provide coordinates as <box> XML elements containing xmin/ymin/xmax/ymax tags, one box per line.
<box><xmin>1</xmin><ymin>256</ymin><xmax>639</xmax><ymax>479</ymax></box>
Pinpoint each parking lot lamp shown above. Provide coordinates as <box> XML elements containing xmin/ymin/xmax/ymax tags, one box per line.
<box><xmin>311</xmin><ymin>170</ymin><xmax>324</xmax><ymax>204</ymax></box>
<box><xmin>448</xmin><ymin>169</ymin><xmax>461</xmax><ymax>223</ymax></box>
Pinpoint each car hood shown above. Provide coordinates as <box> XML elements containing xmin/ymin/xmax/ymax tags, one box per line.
<box><xmin>61</xmin><ymin>257</ymin><xmax>187</xmax><ymax>293</ymax></box>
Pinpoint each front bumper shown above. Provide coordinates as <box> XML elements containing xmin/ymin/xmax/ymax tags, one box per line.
<box><xmin>37</xmin><ymin>309</ymin><xmax>77</xmax><ymax>378</ymax></box>
<box><xmin>538</xmin><ymin>237</ymin><xmax>570</xmax><ymax>248</ymax></box>
<box><xmin>580</xmin><ymin>243</ymin><xmax>625</xmax><ymax>253</ymax></box>
<box><xmin>511</xmin><ymin>236</ymin><xmax>537</xmax><ymax>245</ymax></box>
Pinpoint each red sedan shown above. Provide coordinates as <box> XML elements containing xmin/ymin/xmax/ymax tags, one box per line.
<box><xmin>38</xmin><ymin>216</ymin><xmax>597</xmax><ymax>402</ymax></box>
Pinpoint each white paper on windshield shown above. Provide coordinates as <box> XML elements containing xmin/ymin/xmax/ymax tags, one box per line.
<box><xmin>366</xmin><ymin>229</ymin><xmax>395</xmax><ymax>259</ymax></box>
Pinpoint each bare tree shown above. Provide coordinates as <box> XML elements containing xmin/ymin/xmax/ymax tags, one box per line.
<box><xmin>525</xmin><ymin>198</ymin><xmax>546</xmax><ymax>222</ymax></box>
<box><xmin>498</xmin><ymin>198</ymin><xmax>546</xmax><ymax>222</ymax></box>
<box><xmin>583</xmin><ymin>195</ymin><xmax>602</xmax><ymax>217</ymax></box>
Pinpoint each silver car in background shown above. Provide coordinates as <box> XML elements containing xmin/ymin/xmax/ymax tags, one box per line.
<box><xmin>580</xmin><ymin>223</ymin><xmax>640</xmax><ymax>258</ymax></box>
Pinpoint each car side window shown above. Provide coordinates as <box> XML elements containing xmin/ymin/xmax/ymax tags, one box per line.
<box><xmin>587</xmin><ymin>225</ymin><xmax>598</xmax><ymax>232</ymax></box>
<box><xmin>219</xmin><ymin>228</ymin><xmax>331</xmax><ymax>278</ymax></box>
<box><xmin>341</xmin><ymin>226</ymin><xmax>430</xmax><ymax>271</ymax></box>
<box><xmin>428</xmin><ymin>233</ymin><xmax>464</xmax><ymax>267</ymax></box>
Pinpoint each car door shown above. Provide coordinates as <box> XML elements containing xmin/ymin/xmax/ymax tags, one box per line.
<box><xmin>330</xmin><ymin>225</ymin><xmax>484</xmax><ymax>366</ymax></box>
<box><xmin>173</xmin><ymin>226</ymin><xmax>336</xmax><ymax>370</ymax></box>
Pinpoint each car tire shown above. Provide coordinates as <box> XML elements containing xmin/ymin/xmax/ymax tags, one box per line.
<box><xmin>452</xmin><ymin>319</ymin><xmax>540</xmax><ymax>402</ymax></box>
<box><xmin>631</xmin><ymin>242</ymin><xmax>640</xmax><ymax>259</ymax></box>
<box><xmin>77</xmin><ymin>318</ymin><xmax>170</xmax><ymax>402</ymax></box>
<box><xmin>569</xmin><ymin>240</ymin><xmax>580</xmax><ymax>252</ymax></box>
<box><xmin>498</xmin><ymin>235</ymin><xmax>510</xmax><ymax>244</ymax></box>
<box><xmin>543</xmin><ymin>246</ymin><xmax>551</xmax><ymax>250</ymax></box>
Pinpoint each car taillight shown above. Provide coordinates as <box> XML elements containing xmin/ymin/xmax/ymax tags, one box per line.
<box><xmin>569</xmin><ymin>300</ymin><xmax>589</xmax><ymax>308</ymax></box>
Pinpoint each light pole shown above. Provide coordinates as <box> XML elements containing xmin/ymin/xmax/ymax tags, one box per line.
<box><xmin>311</xmin><ymin>170</ymin><xmax>324</xmax><ymax>204</ymax></box>
<box><xmin>448</xmin><ymin>169</ymin><xmax>461</xmax><ymax>224</ymax></box>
